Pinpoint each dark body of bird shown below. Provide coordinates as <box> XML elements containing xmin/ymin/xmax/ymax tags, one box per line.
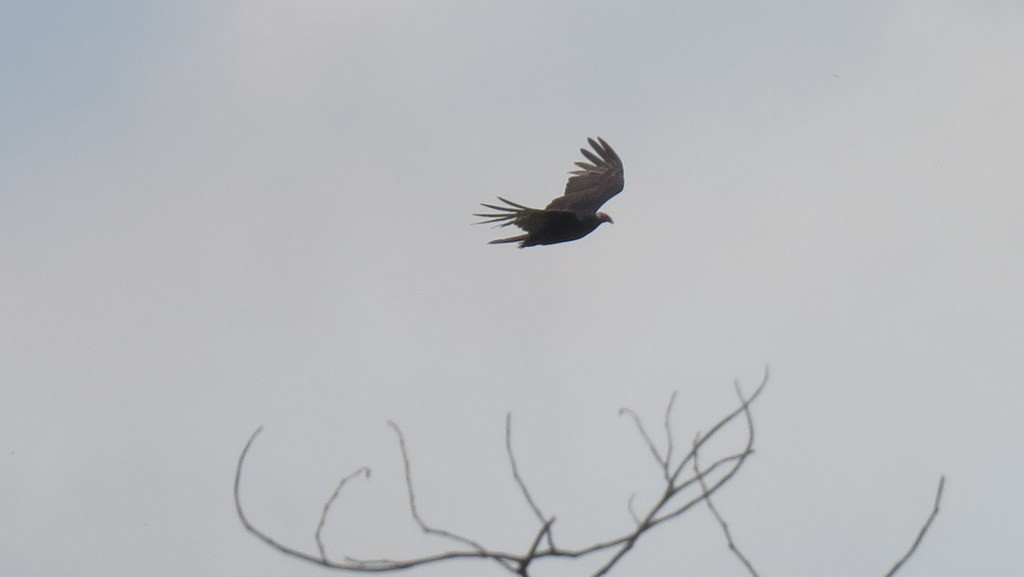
<box><xmin>475</xmin><ymin>137</ymin><xmax>624</xmax><ymax>248</ymax></box>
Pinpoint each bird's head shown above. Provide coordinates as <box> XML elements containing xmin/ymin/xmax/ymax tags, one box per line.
<box><xmin>596</xmin><ymin>212</ymin><xmax>614</xmax><ymax>225</ymax></box>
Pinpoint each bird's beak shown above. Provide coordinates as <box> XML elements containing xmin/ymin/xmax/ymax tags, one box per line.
<box><xmin>606</xmin><ymin>216</ymin><xmax>615</xmax><ymax>224</ymax></box>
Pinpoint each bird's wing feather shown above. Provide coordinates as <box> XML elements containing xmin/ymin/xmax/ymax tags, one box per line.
<box><xmin>474</xmin><ymin>197</ymin><xmax>559</xmax><ymax>232</ymax></box>
<box><xmin>475</xmin><ymin>198</ymin><xmax>584</xmax><ymax>235</ymax></box>
<box><xmin>545</xmin><ymin>137</ymin><xmax>624</xmax><ymax>215</ymax></box>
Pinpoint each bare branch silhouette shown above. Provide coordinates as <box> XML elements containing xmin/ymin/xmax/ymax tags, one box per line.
<box><xmin>695</xmin><ymin>442</ymin><xmax>761</xmax><ymax>577</ymax></box>
<box><xmin>234</xmin><ymin>426</ymin><xmax>522</xmax><ymax>572</ymax></box>
<box><xmin>518</xmin><ymin>518</ymin><xmax>555</xmax><ymax>576</ymax></box>
<box><xmin>506</xmin><ymin>413</ymin><xmax>555</xmax><ymax>550</ymax></box>
<box><xmin>386</xmin><ymin>420</ymin><xmax>506</xmax><ymax>564</ymax></box>
<box><xmin>885</xmin><ymin>476</ymin><xmax>946</xmax><ymax>577</ymax></box>
<box><xmin>234</xmin><ymin>367</ymin><xmax>945</xmax><ymax>576</ymax></box>
<box><xmin>626</xmin><ymin>493</ymin><xmax>641</xmax><ymax>527</ymax></box>
<box><xmin>618</xmin><ymin>405</ymin><xmax>667</xmax><ymax>474</ymax></box>
<box><xmin>662</xmin><ymin>390</ymin><xmax>679</xmax><ymax>473</ymax></box>
<box><xmin>317</xmin><ymin>467</ymin><xmax>372</xmax><ymax>562</ymax></box>
<box><xmin>689</xmin><ymin>385</ymin><xmax>947</xmax><ymax>577</ymax></box>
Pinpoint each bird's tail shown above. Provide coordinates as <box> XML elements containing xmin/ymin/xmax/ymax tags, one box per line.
<box><xmin>487</xmin><ymin>234</ymin><xmax>528</xmax><ymax>246</ymax></box>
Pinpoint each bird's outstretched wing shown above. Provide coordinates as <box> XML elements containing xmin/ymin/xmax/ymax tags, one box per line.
<box><xmin>545</xmin><ymin>137</ymin><xmax>624</xmax><ymax>215</ymax></box>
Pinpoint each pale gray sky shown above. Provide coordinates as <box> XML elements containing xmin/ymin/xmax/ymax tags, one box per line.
<box><xmin>3</xmin><ymin>2</ymin><xmax>1023</xmax><ymax>576</ymax></box>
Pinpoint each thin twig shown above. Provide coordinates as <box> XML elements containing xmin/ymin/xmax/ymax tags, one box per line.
<box><xmin>670</xmin><ymin>367</ymin><xmax>769</xmax><ymax>485</ymax></box>
<box><xmin>694</xmin><ymin>442</ymin><xmax>761</xmax><ymax>577</ymax></box>
<box><xmin>387</xmin><ymin>421</ymin><xmax>513</xmax><ymax>571</ymax></box>
<box><xmin>588</xmin><ymin>373</ymin><xmax>766</xmax><ymax>577</ymax></box>
<box><xmin>518</xmin><ymin>518</ymin><xmax>556</xmax><ymax>575</ymax></box>
<box><xmin>627</xmin><ymin>494</ymin><xmax>641</xmax><ymax>527</ymax></box>
<box><xmin>234</xmin><ymin>426</ymin><xmax>523</xmax><ymax>572</ymax></box>
<box><xmin>663</xmin><ymin>391</ymin><xmax>678</xmax><ymax>471</ymax></box>
<box><xmin>618</xmin><ymin>407</ymin><xmax>666</xmax><ymax>471</ymax></box>
<box><xmin>316</xmin><ymin>467</ymin><xmax>372</xmax><ymax>562</ymax></box>
<box><xmin>884</xmin><ymin>476</ymin><xmax>946</xmax><ymax>577</ymax></box>
<box><xmin>655</xmin><ymin>372</ymin><xmax>763</xmax><ymax>526</ymax></box>
<box><xmin>651</xmin><ymin>452</ymin><xmax>755</xmax><ymax>526</ymax></box>
<box><xmin>506</xmin><ymin>413</ymin><xmax>554</xmax><ymax>549</ymax></box>
<box><xmin>234</xmin><ymin>427</ymin><xmax>323</xmax><ymax>559</ymax></box>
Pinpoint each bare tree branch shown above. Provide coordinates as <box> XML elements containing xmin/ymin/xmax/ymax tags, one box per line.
<box><xmin>695</xmin><ymin>442</ymin><xmax>761</xmax><ymax>577</ymax></box>
<box><xmin>662</xmin><ymin>390</ymin><xmax>679</xmax><ymax>471</ymax></box>
<box><xmin>235</xmin><ymin>367</ymin><xmax>945</xmax><ymax>577</ymax></box>
<box><xmin>518</xmin><ymin>518</ymin><xmax>556</xmax><ymax>576</ymax></box>
<box><xmin>506</xmin><ymin>413</ymin><xmax>554</xmax><ymax>549</ymax></box>
<box><xmin>387</xmin><ymin>420</ymin><xmax>516</xmax><ymax>573</ymax></box>
<box><xmin>688</xmin><ymin>379</ymin><xmax>946</xmax><ymax>577</ymax></box>
<box><xmin>669</xmin><ymin>368</ymin><xmax>768</xmax><ymax>486</ymax></box>
<box><xmin>234</xmin><ymin>426</ymin><xmax>522</xmax><ymax>573</ymax></box>
<box><xmin>618</xmin><ymin>406</ymin><xmax>666</xmax><ymax>473</ymax></box>
<box><xmin>884</xmin><ymin>476</ymin><xmax>946</xmax><ymax>577</ymax></box>
<box><xmin>317</xmin><ymin>467</ymin><xmax>372</xmax><ymax>562</ymax></box>
<box><xmin>626</xmin><ymin>493</ymin><xmax>641</xmax><ymax>527</ymax></box>
<box><xmin>235</xmin><ymin>427</ymin><xmax>330</xmax><ymax>563</ymax></box>
<box><xmin>585</xmin><ymin>370</ymin><xmax>768</xmax><ymax>577</ymax></box>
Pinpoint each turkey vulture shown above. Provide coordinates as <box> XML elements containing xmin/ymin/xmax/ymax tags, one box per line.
<box><xmin>475</xmin><ymin>137</ymin><xmax>624</xmax><ymax>247</ymax></box>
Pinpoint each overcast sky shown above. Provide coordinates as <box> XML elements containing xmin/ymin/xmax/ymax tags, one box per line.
<box><xmin>3</xmin><ymin>2</ymin><xmax>1023</xmax><ymax>576</ymax></box>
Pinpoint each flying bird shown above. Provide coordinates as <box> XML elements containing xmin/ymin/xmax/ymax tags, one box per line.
<box><xmin>475</xmin><ymin>137</ymin><xmax>624</xmax><ymax>247</ymax></box>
